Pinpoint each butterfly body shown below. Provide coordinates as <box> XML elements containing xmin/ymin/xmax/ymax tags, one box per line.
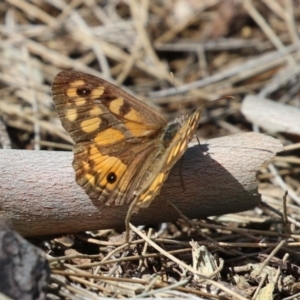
<box><xmin>52</xmin><ymin>71</ymin><xmax>202</xmax><ymax>215</ymax></box>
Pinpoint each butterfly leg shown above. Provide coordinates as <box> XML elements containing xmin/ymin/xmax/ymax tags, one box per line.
<box><xmin>125</xmin><ymin>211</ymin><xmax>131</xmax><ymax>243</ymax></box>
<box><xmin>125</xmin><ymin>195</ymin><xmax>140</xmax><ymax>243</ymax></box>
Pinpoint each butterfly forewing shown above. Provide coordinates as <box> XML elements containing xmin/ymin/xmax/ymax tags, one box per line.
<box><xmin>52</xmin><ymin>71</ymin><xmax>166</xmax><ymax>143</ymax></box>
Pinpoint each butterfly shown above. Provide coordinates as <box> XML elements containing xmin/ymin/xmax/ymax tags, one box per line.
<box><xmin>52</xmin><ymin>71</ymin><xmax>202</xmax><ymax>241</ymax></box>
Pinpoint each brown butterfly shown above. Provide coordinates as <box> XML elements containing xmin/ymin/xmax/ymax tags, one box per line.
<box><xmin>52</xmin><ymin>71</ymin><xmax>202</xmax><ymax>241</ymax></box>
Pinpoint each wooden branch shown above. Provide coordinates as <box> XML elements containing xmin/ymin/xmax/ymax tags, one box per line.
<box><xmin>242</xmin><ymin>95</ymin><xmax>300</xmax><ymax>134</ymax></box>
<box><xmin>0</xmin><ymin>132</ymin><xmax>283</xmax><ymax>236</ymax></box>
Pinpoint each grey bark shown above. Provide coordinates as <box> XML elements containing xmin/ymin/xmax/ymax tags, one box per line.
<box><xmin>0</xmin><ymin>132</ymin><xmax>283</xmax><ymax>236</ymax></box>
<box><xmin>0</xmin><ymin>220</ymin><xmax>50</xmax><ymax>299</ymax></box>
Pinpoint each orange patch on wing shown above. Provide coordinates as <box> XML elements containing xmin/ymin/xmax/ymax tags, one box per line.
<box><xmin>109</xmin><ymin>98</ymin><xmax>124</xmax><ymax>115</ymax></box>
<box><xmin>66</xmin><ymin>80</ymin><xmax>85</xmax><ymax>97</ymax></box>
<box><xmin>88</xmin><ymin>145</ymin><xmax>101</xmax><ymax>156</ymax></box>
<box><xmin>66</xmin><ymin>87</ymin><xmax>78</xmax><ymax>98</ymax></box>
<box><xmin>167</xmin><ymin>141</ymin><xmax>183</xmax><ymax>164</ymax></box>
<box><xmin>174</xmin><ymin>141</ymin><xmax>182</xmax><ymax>157</ymax></box>
<box><xmin>89</xmin><ymin>106</ymin><xmax>103</xmax><ymax>117</ymax></box>
<box><xmin>179</xmin><ymin>140</ymin><xmax>187</xmax><ymax>153</ymax></box>
<box><xmin>77</xmin><ymin>147</ymin><xmax>126</xmax><ymax>190</ymax></box>
<box><xmin>81</xmin><ymin>117</ymin><xmax>101</xmax><ymax>133</ymax></box>
<box><xmin>91</xmin><ymin>87</ymin><xmax>105</xmax><ymax>99</ymax></box>
<box><xmin>125</xmin><ymin>108</ymin><xmax>143</xmax><ymax>122</ymax></box>
<box><xmin>84</xmin><ymin>173</ymin><xmax>96</xmax><ymax>186</ymax></box>
<box><xmin>139</xmin><ymin>172</ymin><xmax>165</xmax><ymax>204</ymax></box>
<box><xmin>126</xmin><ymin>121</ymin><xmax>154</xmax><ymax>137</ymax></box>
<box><xmin>91</xmin><ymin>154</ymin><xmax>127</xmax><ymax>190</ymax></box>
<box><xmin>70</xmin><ymin>80</ymin><xmax>85</xmax><ymax>87</ymax></box>
<box><xmin>94</xmin><ymin>128</ymin><xmax>125</xmax><ymax>145</ymax></box>
<box><xmin>65</xmin><ymin>108</ymin><xmax>78</xmax><ymax>122</ymax></box>
<box><xmin>166</xmin><ymin>150</ymin><xmax>173</xmax><ymax>164</ymax></box>
<box><xmin>75</xmin><ymin>98</ymin><xmax>87</xmax><ymax>106</ymax></box>
<box><xmin>149</xmin><ymin>172</ymin><xmax>165</xmax><ymax>192</ymax></box>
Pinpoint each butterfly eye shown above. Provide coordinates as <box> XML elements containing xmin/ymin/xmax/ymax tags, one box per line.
<box><xmin>107</xmin><ymin>172</ymin><xmax>117</xmax><ymax>184</ymax></box>
<box><xmin>77</xmin><ymin>87</ymin><xmax>91</xmax><ymax>96</ymax></box>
